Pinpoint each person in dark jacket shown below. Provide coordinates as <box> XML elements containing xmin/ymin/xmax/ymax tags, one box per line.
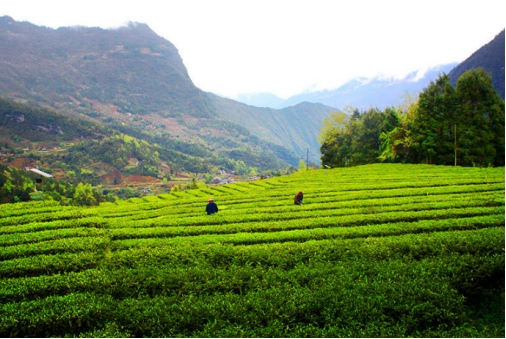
<box><xmin>206</xmin><ymin>198</ymin><xmax>219</xmax><ymax>215</ymax></box>
<box><xmin>294</xmin><ymin>191</ymin><xmax>303</xmax><ymax>205</ymax></box>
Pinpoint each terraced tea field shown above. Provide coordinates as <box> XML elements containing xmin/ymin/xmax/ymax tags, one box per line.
<box><xmin>0</xmin><ymin>164</ymin><xmax>504</xmax><ymax>337</ymax></box>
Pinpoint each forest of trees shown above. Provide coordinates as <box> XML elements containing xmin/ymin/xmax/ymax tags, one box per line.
<box><xmin>319</xmin><ymin>68</ymin><xmax>505</xmax><ymax>168</ymax></box>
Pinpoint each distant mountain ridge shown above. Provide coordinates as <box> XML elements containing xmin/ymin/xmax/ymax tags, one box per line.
<box><xmin>232</xmin><ymin>92</ymin><xmax>286</xmax><ymax>109</ymax></box>
<box><xmin>281</xmin><ymin>64</ymin><xmax>459</xmax><ymax>110</ymax></box>
<box><xmin>235</xmin><ymin>64</ymin><xmax>458</xmax><ymax>109</ymax></box>
<box><xmin>235</xmin><ymin>30</ymin><xmax>505</xmax><ymax>109</ymax></box>
<box><xmin>448</xmin><ymin>30</ymin><xmax>505</xmax><ymax>99</ymax></box>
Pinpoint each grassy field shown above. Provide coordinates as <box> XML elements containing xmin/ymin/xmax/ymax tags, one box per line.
<box><xmin>0</xmin><ymin>163</ymin><xmax>504</xmax><ymax>337</ymax></box>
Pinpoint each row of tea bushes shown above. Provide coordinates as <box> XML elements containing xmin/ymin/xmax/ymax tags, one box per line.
<box><xmin>0</xmin><ymin>164</ymin><xmax>503</xmax><ymax>337</ymax></box>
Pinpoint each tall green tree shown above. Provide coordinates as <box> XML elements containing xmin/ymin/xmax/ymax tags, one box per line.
<box><xmin>455</xmin><ymin>68</ymin><xmax>505</xmax><ymax>167</ymax></box>
<box><xmin>320</xmin><ymin>70</ymin><xmax>504</xmax><ymax>168</ymax></box>
<box><xmin>411</xmin><ymin>73</ymin><xmax>457</xmax><ymax>165</ymax></box>
<box><xmin>318</xmin><ymin>111</ymin><xmax>351</xmax><ymax>167</ymax></box>
<box><xmin>379</xmin><ymin>107</ymin><xmax>410</xmax><ymax>163</ymax></box>
<box><xmin>351</xmin><ymin>108</ymin><xmax>386</xmax><ymax>164</ymax></box>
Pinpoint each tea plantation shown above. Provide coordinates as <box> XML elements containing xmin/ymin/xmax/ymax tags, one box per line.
<box><xmin>0</xmin><ymin>164</ymin><xmax>504</xmax><ymax>337</ymax></box>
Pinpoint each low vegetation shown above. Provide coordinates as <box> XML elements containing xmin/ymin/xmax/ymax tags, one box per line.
<box><xmin>0</xmin><ymin>164</ymin><xmax>503</xmax><ymax>337</ymax></box>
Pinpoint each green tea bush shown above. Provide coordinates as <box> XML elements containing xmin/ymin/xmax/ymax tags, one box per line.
<box><xmin>0</xmin><ymin>164</ymin><xmax>503</xmax><ymax>337</ymax></box>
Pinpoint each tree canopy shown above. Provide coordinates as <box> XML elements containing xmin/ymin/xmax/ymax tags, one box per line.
<box><xmin>320</xmin><ymin>68</ymin><xmax>505</xmax><ymax>168</ymax></box>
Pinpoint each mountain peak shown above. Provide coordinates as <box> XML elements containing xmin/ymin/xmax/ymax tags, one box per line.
<box><xmin>0</xmin><ymin>15</ymin><xmax>15</xmax><ymax>25</ymax></box>
<box><xmin>111</xmin><ymin>21</ymin><xmax>160</xmax><ymax>37</ymax></box>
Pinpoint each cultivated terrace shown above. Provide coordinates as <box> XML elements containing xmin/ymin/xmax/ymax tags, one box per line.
<box><xmin>0</xmin><ymin>163</ymin><xmax>504</xmax><ymax>337</ymax></box>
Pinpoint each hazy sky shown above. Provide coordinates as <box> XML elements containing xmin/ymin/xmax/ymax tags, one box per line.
<box><xmin>1</xmin><ymin>0</ymin><xmax>504</xmax><ymax>99</ymax></box>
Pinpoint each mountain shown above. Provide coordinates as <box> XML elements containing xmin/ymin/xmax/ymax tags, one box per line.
<box><xmin>233</xmin><ymin>92</ymin><xmax>286</xmax><ymax>108</ymax></box>
<box><xmin>448</xmin><ymin>30</ymin><xmax>505</xmax><ymax>99</ymax></box>
<box><xmin>0</xmin><ymin>16</ymin><xmax>214</xmax><ymax>118</ymax></box>
<box><xmin>0</xmin><ymin>16</ymin><xmax>334</xmax><ymax>178</ymax></box>
<box><xmin>208</xmin><ymin>94</ymin><xmax>335</xmax><ymax>162</ymax></box>
<box><xmin>283</xmin><ymin>64</ymin><xmax>458</xmax><ymax>110</ymax></box>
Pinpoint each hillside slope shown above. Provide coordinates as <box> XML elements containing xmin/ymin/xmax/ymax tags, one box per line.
<box><xmin>0</xmin><ymin>16</ymin><xmax>214</xmax><ymax>118</ymax></box>
<box><xmin>448</xmin><ymin>30</ymin><xmax>505</xmax><ymax>99</ymax></box>
<box><xmin>0</xmin><ymin>97</ymin><xmax>214</xmax><ymax>185</ymax></box>
<box><xmin>208</xmin><ymin>94</ymin><xmax>336</xmax><ymax>162</ymax></box>
<box><xmin>0</xmin><ymin>16</ymin><xmax>330</xmax><ymax>168</ymax></box>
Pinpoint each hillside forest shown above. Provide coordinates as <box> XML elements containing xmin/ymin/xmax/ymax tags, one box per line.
<box><xmin>319</xmin><ymin>69</ymin><xmax>505</xmax><ymax>168</ymax></box>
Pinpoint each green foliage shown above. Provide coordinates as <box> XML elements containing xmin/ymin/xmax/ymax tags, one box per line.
<box><xmin>320</xmin><ymin>108</ymin><xmax>394</xmax><ymax>167</ymax></box>
<box><xmin>455</xmin><ymin>68</ymin><xmax>505</xmax><ymax>167</ymax></box>
<box><xmin>186</xmin><ymin>177</ymin><xmax>199</xmax><ymax>190</ymax></box>
<box><xmin>319</xmin><ymin>111</ymin><xmax>351</xmax><ymax>167</ymax></box>
<box><xmin>0</xmin><ymin>164</ymin><xmax>503</xmax><ymax>337</ymax></box>
<box><xmin>379</xmin><ymin>105</ymin><xmax>416</xmax><ymax>162</ymax></box>
<box><xmin>411</xmin><ymin>73</ymin><xmax>457</xmax><ymax>164</ymax></box>
<box><xmin>298</xmin><ymin>159</ymin><xmax>307</xmax><ymax>171</ymax></box>
<box><xmin>0</xmin><ymin>163</ymin><xmax>107</xmax><ymax>205</ymax></box>
<box><xmin>322</xmin><ymin>69</ymin><xmax>505</xmax><ymax>168</ymax></box>
<box><xmin>73</xmin><ymin>183</ymin><xmax>98</xmax><ymax>206</ymax></box>
<box><xmin>407</xmin><ymin>69</ymin><xmax>504</xmax><ymax>167</ymax></box>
